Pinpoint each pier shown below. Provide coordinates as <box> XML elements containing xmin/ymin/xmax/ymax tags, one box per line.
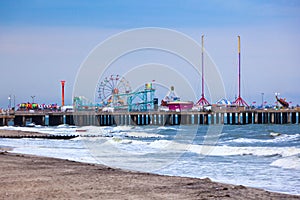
<box><xmin>0</xmin><ymin>108</ymin><xmax>300</xmax><ymax>126</ymax></box>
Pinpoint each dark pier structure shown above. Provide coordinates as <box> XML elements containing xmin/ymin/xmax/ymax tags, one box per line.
<box><xmin>1</xmin><ymin>109</ymin><xmax>300</xmax><ymax>126</ymax></box>
<box><xmin>0</xmin><ymin>112</ymin><xmax>75</xmax><ymax>126</ymax></box>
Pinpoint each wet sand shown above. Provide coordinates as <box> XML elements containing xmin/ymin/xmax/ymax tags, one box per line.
<box><xmin>0</xmin><ymin>130</ymin><xmax>299</xmax><ymax>199</ymax></box>
<box><xmin>0</xmin><ymin>129</ymin><xmax>48</xmax><ymax>137</ymax></box>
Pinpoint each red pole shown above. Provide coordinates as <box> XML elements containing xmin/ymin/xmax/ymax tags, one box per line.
<box><xmin>61</xmin><ymin>80</ymin><xmax>66</xmax><ymax>106</ymax></box>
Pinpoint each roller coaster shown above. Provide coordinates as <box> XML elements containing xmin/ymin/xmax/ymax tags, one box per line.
<box><xmin>74</xmin><ymin>75</ymin><xmax>156</xmax><ymax>112</ymax></box>
<box><xmin>276</xmin><ymin>95</ymin><xmax>289</xmax><ymax>108</ymax></box>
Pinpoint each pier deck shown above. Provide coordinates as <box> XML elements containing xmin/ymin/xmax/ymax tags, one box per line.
<box><xmin>1</xmin><ymin>108</ymin><xmax>299</xmax><ymax>126</ymax></box>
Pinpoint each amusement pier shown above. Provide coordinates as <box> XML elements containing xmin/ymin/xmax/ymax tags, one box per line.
<box><xmin>2</xmin><ymin>36</ymin><xmax>299</xmax><ymax>127</ymax></box>
<box><xmin>1</xmin><ymin>107</ymin><xmax>300</xmax><ymax>127</ymax></box>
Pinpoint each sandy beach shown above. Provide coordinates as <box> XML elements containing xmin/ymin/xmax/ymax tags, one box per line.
<box><xmin>0</xmin><ymin>130</ymin><xmax>299</xmax><ymax>200</ymax></box>
<box><xmin>0</xmin><ymin>129</ymin><xmax>48</xmax><ymax>137</ymax></box>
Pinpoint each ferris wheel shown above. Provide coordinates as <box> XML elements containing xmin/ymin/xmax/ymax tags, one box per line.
<box><xmin>97</xmin><ymin>75</ymin><xmax>131</xmax><ymax>106</ymax></box>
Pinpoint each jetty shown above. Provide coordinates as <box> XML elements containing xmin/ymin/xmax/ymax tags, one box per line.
<box><xmin>1</xmin><ymin>108</ymin><xmax>300</xmax><ymax>126</ymax></box>
<box><xmin>0</xmin><ymin>135</ymin><xmax>78</xmax><ymax>139</ymax></box>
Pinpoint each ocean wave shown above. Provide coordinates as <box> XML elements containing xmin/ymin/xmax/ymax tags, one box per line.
<box><xmin>82</xmin><ymin>136</ymin><xmax>300</xmax><ymax>158</ymax></box>
<box><xmin>78</xmin><ymin>131</ymin><xmax>164</xmax><ymax>140</ymax></box>
<box><xmin>0</xmin><ymin>125</ymin><xmax>77</xmax><ymax>135</ymax></box>
<box><xmin>148</xmin><ymin>140</ymin><xmax>174</xmax><ymax>149</ymax></box>
<box><xmin>188</xmin><ymin>145</ymin><xmax>300</xmax><ymax>157</ymax></box>
<box><xmin>124</xmin><ymin>138</ymin><xmax>300</xmax><ymax>158</ymax></box>
<box><xmin>224</xmin><ymin>133</ymin><xmax>300</xmax><ymax>145</ymax></box>
<box><xmin>270</xmin><ymin>155</ymin><xmax>300</xmax><ymax>170</ymax></box>
<box><xmin>157</xmin><ymin>126</ymin><xmax>181</xmax><ymax>131</ymax></box>
<box><xmin>123</xmin><ymin>131</ymin><xmax>165</xmax><ymax>138</ymax></box>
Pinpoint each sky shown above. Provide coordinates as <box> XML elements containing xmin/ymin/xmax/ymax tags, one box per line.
<box><xmin>0</xmin><ymin>0</ymin><xmax>300</xmax><ymax>108</ymax></box>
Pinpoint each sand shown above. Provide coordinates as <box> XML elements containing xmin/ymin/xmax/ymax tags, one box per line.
<box><xmin>0</xmin><ymin>130</ymin><xmax>299</xmax><ymax>200</ymax></box>
<box><xmin>0</xmin><ymin>129</ymin><xmax>48</xmax><ymax>137</ymax></box>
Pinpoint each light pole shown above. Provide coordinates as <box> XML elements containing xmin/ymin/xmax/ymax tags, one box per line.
<box><xmin>13</xmin><ymin>95</ymin><xmax>15</xmax><ymax>109</ymax></box>
<box><xmin>275</xmin><ymin>92</ymin><xmax>280</xmax><ymax>108</ymax></box>
<box><xmin>31</xmin><ymin>95</ymin><xmax>35</xmax><ymax>103</ymax></box>
<box><xmin>8</xmin><ymin>95</ymin><xmax>11</xmax><ymax>109</ymax></box>
<box><xmin>261</xmin><ymin>93</ymin><xmax>264</xmax><ymax>108</ymax></box>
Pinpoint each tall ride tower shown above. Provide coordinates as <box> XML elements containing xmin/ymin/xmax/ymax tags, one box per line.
<box><xmin>196</xmin><ymin>35</ymin><xmax>210</xmax><ymax>106</ymax></box>
<box><xmin>234</xmin><ymin>36</ymin><xmax>248</xmax><ymax>107</ymax></box>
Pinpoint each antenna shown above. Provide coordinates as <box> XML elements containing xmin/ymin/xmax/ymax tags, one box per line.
<box><xmin>196</xmin><ymin>35</ymin><xmax>210</xmax><ymax>106</ymax></box>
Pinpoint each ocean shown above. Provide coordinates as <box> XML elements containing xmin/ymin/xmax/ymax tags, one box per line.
<box><xmin>0</xmin><ymin>124</ymin><xmax>299</xmax><ymax>195</ymax></box>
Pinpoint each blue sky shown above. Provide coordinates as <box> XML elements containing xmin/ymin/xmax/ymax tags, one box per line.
<box><xmin>1</xmin><ymin>1</ymin><xmax>299</xmax><ymax>28</ymax></box>
<box><xmin>0</xmin><ymin>0</ymin><xmax>300</xmax><ymax>108</ymax></box>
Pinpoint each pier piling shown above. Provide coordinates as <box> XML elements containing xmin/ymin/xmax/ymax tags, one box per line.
<box><xmin>1</xmin><ymin>110</ymin><xmax>300</xmax><ymax>127</ymax></box>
